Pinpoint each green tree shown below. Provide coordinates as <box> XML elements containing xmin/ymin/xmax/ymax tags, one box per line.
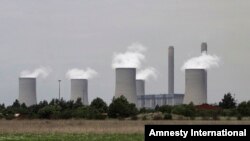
<box><xmin>237</xmin><ymin>101</ymin><xmax>250</xmax><ymax>116</ymax></box>
<box><xmin>38</xmin><ymin>105</ymin><xmax>61</xmax><ymax>119</ymax></box>
<box><xmin>108</xmin><ymin>96</ymin><xmax>138</xmax><ymax>118</ymax></box>
<box><xmin>172</xmin><ymin>103</ymin><xmax>196</xmax><ymax>118</ymax></box>
<box><xmin>219</xmin><ymin>93</ymin><xmax>236</xmax><ymax>109</ymax></box>
<box><xmin>90</xmin><ymin>97</ymin><xmax>108</xmax><ymax>113</ymax></box>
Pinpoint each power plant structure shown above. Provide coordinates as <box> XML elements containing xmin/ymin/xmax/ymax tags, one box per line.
<box><xmin>136</xmin><ymin>80</ymin><xmax>145</xmax><ymax>96</ymax></box>
<box><xmin>183</xmin><ymin>69</ymin><xmax>207</xmax><ymax>105</ymax></box>
<box><xmin>168</xmin><ymin>46</ymin><xmax>174</xmax><ymax>94</ymax></box>
<box><xmin>183</xmin><ymin>42</ymin><xmax>208</xmax><ymax>105</ymax></box>
<box><xmin>19</xmin><ymin>78</ymin><xmax>37</xmax><ymax>106</ymax></box>
<box><xmin>136</xmin><ymin>79</ymin><xmax>145</xmax><ymax>107</ymax></box>
<box><xmin>137</xmin><ymin>46</ymin><xmax>184</xmax><ymax>109</ymax></box>
<box><xmin>14</xmin><ymin>42</ymin><xmax>210</xmax><ymax>108</ymax></box>
<box><xmin>115</xmin><ymin>68</ymin><xmax>137</xmax><ymax>105</ymax></box>
<box><xmin>201</xmin><ymin>42</ymin><xmax>208</xmax><ymax>53</ymax></box>
<box><xmin>71</xmin><ymin>79</ymin><xmax>88</xmax><ymax>105</ymax></box>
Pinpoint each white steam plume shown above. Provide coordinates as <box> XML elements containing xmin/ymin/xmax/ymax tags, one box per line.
<box><xmin>112</xmin><ymin>42</ymin><xmax>147</xmax><ymax>69</ymax></box>
<box><xmin>137</xmin><ymin>67</ymin><xmax>157</xmax><ymax>80</ymax></box>
<box><xmin>182</xmin><ymin>52</ymin><xmax>220</xmax><ymax>70</ymax></box>
<box><xmin>66</xmin><ymin>68</ymin><xmax>98</xmax><ymax>79</ymax></box>
<box><xmin>20</xmin><ymin>67</ymin><xmax>51</xmax><ymax>78</ymax></box>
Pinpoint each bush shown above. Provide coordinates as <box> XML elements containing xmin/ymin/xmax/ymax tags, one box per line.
<box><xmin>172</xmin><ymin>103</ymin><xmax>195</xmax><ymax>118</ymax></box>
<box><xmin>142</xmin><ymin>115</ymin><xmax>147</xmax><ymax>120</ymax></box>
<box><xmin>90</xmin><ymin>97</ymin><xmax>108</xmax><ymax>114</ymax></box>
<box><xmin>153</xmin><ymin>113</ymin><xmax>163</xmax><ymax>120</ymax></box>
<box><xmin>237</xmin><ymin>114</ymin><xmax>242</xmax><ymax>120</ymax></box>
<box><xmin>164</xmin><ymin>113</ymin><xmax>172</xmax><ymax>120</ymax></box>
<box><xmin>159</xmin><ymin>105</ymin><xmax>172</xmax><ymax>114</ymax></box>
<box><xmin>38</xmin><ymin>105</ymin><xmax>61</xmax><ymax>119</ymax></box>
<box><xmin>108</xmin><ymin>96</ymin><xmax>138</xmax><ymax>118</ymax></box>
<box><xmin>131</xmin><ymin>116</ymin><xmax>138</xmax><ymax>120</ymax></box>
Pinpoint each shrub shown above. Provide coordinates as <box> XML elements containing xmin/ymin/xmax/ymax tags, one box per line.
<box><xmin>164</xmin><ymin>113</ymin><xmax>172</xmax><ymax>120</ymax></box>
<box><xmin>153</xmin><ymin>113</ymin><xmax>163</xmax><ymax>120</ymax></box>
<box><xmin>108</xmin><ymin>96</ymin><xmax>138</xmax><ymax>118</ymax></box>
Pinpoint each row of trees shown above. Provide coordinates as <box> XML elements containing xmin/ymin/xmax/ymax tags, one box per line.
<box><xmin>0</xmin><ymin>96</ymin><xmax>138</xmax><ymax>120</ymax></box>
<box><xmin>0</xmin><ymin>93</ymin><xmax>250</xmax><ymax>120</ymax></box>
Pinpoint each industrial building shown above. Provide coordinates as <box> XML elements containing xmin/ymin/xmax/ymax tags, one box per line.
<box><xmin>19</xmin><ymin>78</ymin><xmax>37</xmax><ymax>106</ymax></box>
<box><xmin>183</xmin><ymin>69</ymin><xmax>207</xmax><ymax>105</ymax></box>
<box><xmin>115</xmin><ymin>68</ymin><xmax>137</xmax><ymax>105</ymax></box>
<box><xmin>71</xmin><ymin>79</ymin><xmax>89</xmax><ymax>105</ymax></box>
<box><xmin>137</xmin><ymin>46</ymin><xmax>184</xmax><ymax>109</ymax></box>
<box><xmin>16</xmin><ymin>42</ymin><xmax>208</xmax><ymax>108</ymax></box>
<box><xmin>137</xmin><ymin>43</ymin><xmax>208</xmax><ymax>108</ymax></box>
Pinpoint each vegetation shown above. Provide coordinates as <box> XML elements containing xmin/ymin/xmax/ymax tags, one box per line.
<box><xmin>0</xmin><ymin>92</ymin><xmax>250</xmax><ymax>120</ymax></box>
<box><xmin>219</xmin><ymin>93</ymin><xmax>237</xmax><ymax>109</ymax></box>
<box><xmin>0</xmin><ymin>133</ymin><xmax>143</xmax><ymax>141</ymax></box>
<box><xmin>108</xmin><ymin>96</ymin><xmax>138</xmax><ymax>118</ymax></box>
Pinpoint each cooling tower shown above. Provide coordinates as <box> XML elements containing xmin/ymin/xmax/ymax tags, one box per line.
<box><xmin>71</xmin><ymin>79</ymin><xmax>88</xmax><ymax>105</ymax></box>
<box><xmin>201</xmin><ymin>42</ymin><xmax>208</xmax><ymax>53</ymax></box>
<box><xmin>19</xmin><ymin>78</ymin><xmax>37</xmax><ymax>106</ymax></box>
<box><xmin>184</xmin><ymin>69</ymin><xmax>207</xmax><ymax>105</ymax></box>
<box><xmin>136</xmin><ymin>79</ymin><xmax>145</xmax><ymax>96</ymax></box>
<box><xmin>115</xmin><ymin>68</ymin><xmax>137</xmax><ymax>105</ymax></box>
<box><xmin>168</xmin><ymin>46</ymin><xmax>174</xmax><ymax>94</ymax></box>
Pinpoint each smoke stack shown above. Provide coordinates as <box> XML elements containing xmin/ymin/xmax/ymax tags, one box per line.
<box><xmin>19</xmin><ymin>78</ymin><xmax>37</xmax><ymax>106</ymax></box>
<box><xmin>136</xmin><ymin>80</ymin><xmax>145</xmax><ymax>96</ymax></box>
<box><xmin>168</xmin><ymin>46</ymin><xmax>174</xmax><ymax>94</ymax></box>
<box><xmin>184</xmin><ymin>69</ymin><xmax>207</xmax><ymax>105</ymax></box>
<box><xmin>71</xmin><ymin>79</ymin><xmax>88</xmax><ymax>105</ymax></box>
<box><xmin>201</xmin><ymin>42</ymin><xmax>208</xmax><ymax>53</ymax></box>
<box><xmin>115</xmin><ymin>68</ymin><xmax>137</xmax><ymax>105</ymax></box>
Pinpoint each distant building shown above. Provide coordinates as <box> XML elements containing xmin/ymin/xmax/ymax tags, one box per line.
<box><xmin>137</xmin><ymin>94</ymin><xmax>184</xmax><ymax>109</ymax></box>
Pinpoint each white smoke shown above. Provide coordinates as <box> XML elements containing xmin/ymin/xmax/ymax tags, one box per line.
<box><xmin>137</xmin><ymin>67</ymin><xmax>157</xmax><ymax>80</ymax></box>
<box><xmin>182</xmin><ymin>52</ymin><xmax>220</xmax><ymax>70</ymax></box>
<box><xmin>112</xmin><ymin>42</ymin><xmax>147</xmax><ymax>69</ymax></box>
<box><xmin>66</xmin><ymin>68</ymin><xmax>98</xmax><ymax>79</ymax></box>
<box><xmin>20</xmin><ymin>67</ymin><xmax>51</xmax><ymax>78</ymax></box>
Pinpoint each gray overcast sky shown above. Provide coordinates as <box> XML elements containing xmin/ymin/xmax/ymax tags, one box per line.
<box><xmin>0</xmin><ymin>0</ymin><xmax>249</xmax><ymax>105</ymax></box>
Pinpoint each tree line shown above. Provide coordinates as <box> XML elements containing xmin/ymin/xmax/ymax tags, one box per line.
<box><xmin>0</xmin><ymin>93</ymin><xmax>250</xmax><ymax>120</ymax></box>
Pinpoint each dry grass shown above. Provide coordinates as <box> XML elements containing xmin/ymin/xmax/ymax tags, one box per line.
<box><xmin>0</xmin><ymin>119</ymin><xmax>250</xmax><ymax>134</ymax></box>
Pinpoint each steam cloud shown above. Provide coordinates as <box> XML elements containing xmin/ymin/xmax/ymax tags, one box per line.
<box><xmin>112</xmin><ymin>42</ymin><xmax>147</xmax><ymax>69</ymax></box>
<box><xmin>137</xmin><ymin>67</ymin><xmax>157</xmax><ymax>80</ymax></box>
<box><xmin>66</xmin><ymin>68</ymin><xmax>98</xmax><ymax>79</ymax></box>
<box><xmin>20</xmin><ymin>67</ymin><xmax>51</xmax><ymax>78</ymax></box>
<box><xmin>182</xmin><ymin>52</ymin><xmax>220</xmax><ymax>70</ymax></box>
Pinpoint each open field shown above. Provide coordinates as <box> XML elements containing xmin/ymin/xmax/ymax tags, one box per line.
<box><xmin>1</xmin><ymin>120</ymin><xmax>250</xmax><ymax>134</ymax></box>
<box><xmin>0</xmin><ymin>133</ymin><xmax>143</xmax><ymax>141</ymax></box>
<box><xmin>0</xmin><ymin>120</ymin><xmax>250</xmax><ymax>141</ymax></box>
<box><xmin>0</xmin><ymin>120</ymin><xmax>250</xmax><ymax>134</ymax></box>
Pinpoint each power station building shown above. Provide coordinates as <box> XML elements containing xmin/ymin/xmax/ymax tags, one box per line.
<box><xmin>183</xmin><ymin>69</ymin><xmax>207</xmax><ymax>105</ymax></box>
<box><xmin>19</xmin><ymin>77</ymin><xmax>37</xmax><ymax>106</ymax></box>
<box><xmin>71</xmin><ymin>79</ymin><xmax>89</xmax><ymax>105</ymax></box>
<box><xmin>115</xmin><ymin>68</ymin><xmax>137</xmax><ymax>105</ymax></box>
<box><xmin>137</xmin><ymin>46</ymin><xmax>184</xmax><ymax>109</ymax></box>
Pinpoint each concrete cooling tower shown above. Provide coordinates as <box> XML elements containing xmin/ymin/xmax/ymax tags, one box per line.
<box><xmin>136</xmin><ymin>80</ymin><xmax>145</xmax><ymax>96</ymax></box>
<box><xmin>115</xmin><ymin>68</ymin><xmax>137</xmax><ymax>105</ymax></box>
<box><xmin>184</xmin><ymin>69</ymin><xmax>207</xmax><ymax>105</ymax></box>
<box><xmin>19</xmin><ymin>78</ymin><xmax>37</xmax><ymax>106</ymax></box>
<box><xmin>168</xmin><ymin>46</ymin><xmax>174</xmax><ymax>94</ymax></box>
<box><xmin>71</xmin><ymin>79</ymin><xmax>88</xmax><ymax>105</ymax></box>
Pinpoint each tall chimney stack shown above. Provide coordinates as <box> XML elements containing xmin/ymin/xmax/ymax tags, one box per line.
<box><xmin>168</xmin><ymin>46</ymin><xmax>174</xmax><ymax>94</ymax></box>
<box><xmin>201</xmin><ymin>42</ymin><xmax>207</xmax><ymax>53</ymax></box>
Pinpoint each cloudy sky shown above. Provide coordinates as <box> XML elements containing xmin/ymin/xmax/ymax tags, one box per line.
<box><xmin>0</xmin><ymin>0</ymin><xmax>249</xmax><ymax>105</ymax></box>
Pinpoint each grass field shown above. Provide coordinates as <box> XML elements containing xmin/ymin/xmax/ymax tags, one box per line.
<box><xmin>0</xmin><ymin>120</ymin><xmax>249</xmax><ymax>141</ymax></box>
<box><xmin>0</xmin><ymin>133</ymin><xmax>143</xmax><ymax>141</ymax></box>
